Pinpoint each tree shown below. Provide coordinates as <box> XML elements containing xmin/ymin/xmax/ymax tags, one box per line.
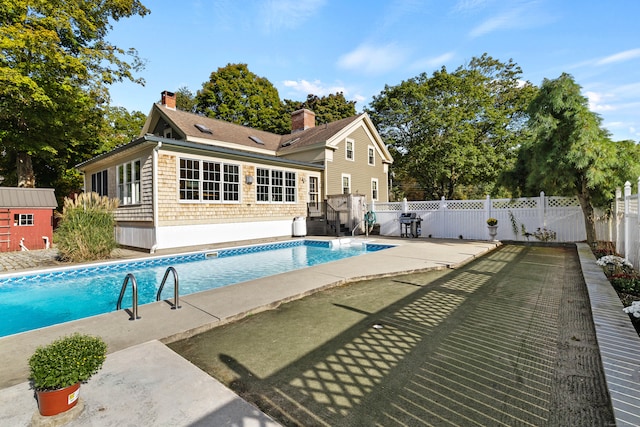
<box><xmin>0</xmin><ymin>0</ymin><xmax>149</xmax><ymax>188</ymax></box>
<box><xmin>366</xmin><ymin>54</ymin><xmax>537</xmax><ymax>200</ymax></box>
<box><xmin>101</xmin><ymin>106</ymin><xmax>146</xmax><ymax>152</ymax></box>
<box><xmin>284</xmin><ymin>93</ymin><xmax>356</xmax><ymax>128</ymax></box>
<box><xmin>175</xmin><ymin>86</ymin><xmax>196</xmax><ymax>113</ymax></box>
<box><xmin>505</xmin><ymin>73</ymin><xmax>640</xmax><ymax>244</ymax></box>
<box><xmin>196</xmin><ymin>63</ymin><xmax>288</xmax><ymax>134</ymax></box>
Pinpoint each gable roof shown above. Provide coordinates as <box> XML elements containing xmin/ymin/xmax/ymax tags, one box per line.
<box><xmin>0</xmin><ymin>187</ymin><xmax>57</xmax><ymax>208</ymax></box>
<box><xmin>142</xmin><ymin>104</ymin><xmax>392</xmax><ymax>163</ymax></box>
<box><xmin>146</xmin><ymin>105</ymin><xmax>283</xmax><ymax>153</ymax></box>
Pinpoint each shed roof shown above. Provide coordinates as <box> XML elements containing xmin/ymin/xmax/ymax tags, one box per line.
<box><xmin>0</xmin><ymin>187</ymin><xmax>58</xmax><ymax>208</ymax></box>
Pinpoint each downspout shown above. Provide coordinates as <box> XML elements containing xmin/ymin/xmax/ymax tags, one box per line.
<box><xmin>150</xmin><ymin>141</ymin><xmax>162</xmax><ymax>254</ymax></box>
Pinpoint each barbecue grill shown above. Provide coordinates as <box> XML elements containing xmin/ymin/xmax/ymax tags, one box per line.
<box><xmin>399</xmin><ymin>213</ymin><xmax>422</xmax><ymax>238</ymax></box>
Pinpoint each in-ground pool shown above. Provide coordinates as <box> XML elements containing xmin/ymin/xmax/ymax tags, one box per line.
<box><xmin>0</xmin><ymin>239</ymin><xmax>392</xmax><ymax>338</ymax></box>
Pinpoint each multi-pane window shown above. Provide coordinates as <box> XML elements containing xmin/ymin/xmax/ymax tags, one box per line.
<box><xmin>180</xmin><ymin>158</ymin><xmax>239</xmax><ymax>202</ymax></box>
<box><xmin>309</xmin><ymin>176</ymin><xmax>319</xmax><ymax>208</ymax></box>
<box><xmin>345</xmin><ymin>139</ymin><xmax>354</xmax><ymax>160</ymax></box>
<box><xmin>342</xmin><ymin>174</ymin><xmax>351</xmax><ymax>194</ymax></box>
<box><xmin>179</xmin><ymin>159</ymin><xmax>200</xmax><ymax>200</ymax></box>
<box><xmin>368</xmin><ymin>146</ymin><xmax>375</xmax><ymax>165</ymax></box>
<box><xmin>91</xmin><ymin>170</ymin><xmax>108</xmax><ymax>196</ymax></box>
<box><xmin>202</xmin><ymin>161</ymin><xmax>220</xmax><ymax>201</ymax></box>
<box><xmin>256</xmin><ymin>168</ymin><xmax>297</xmax><ymax>203</ymax></box>
<box><xmin>223</xmin><ymin>164</ymin><xmax>240</xmax><ymax>201</ymax></box>
<box><xmin>371</xmin><ymin>179</ymin><xmax>379</xmax><ymax>201</ymax></box>
<box><xmin>285</xmin><ymin>172</ymin><xmax>296</xmax><ymax>202</ymax></box>
<box><xmin>117</xmin><ymin>159</ymin><xmax>141</xmax><ymax>205</ymax></box>
<box><xmin>14</xmin><ymin>214</ymin><xmax>33</xmax><ymax>226</ymax></box>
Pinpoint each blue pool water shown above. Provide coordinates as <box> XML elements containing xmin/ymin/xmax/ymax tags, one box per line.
<box><xmin>0</xmin><ymin>240</ymin><xmax>391</xmax><ymax>337</ymax></box>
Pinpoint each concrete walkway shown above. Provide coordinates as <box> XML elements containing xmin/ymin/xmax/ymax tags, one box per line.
<box><xmin>0</xmin><ymin>239</ymin><xmax>639</xmax><ymax>426</ymax></box>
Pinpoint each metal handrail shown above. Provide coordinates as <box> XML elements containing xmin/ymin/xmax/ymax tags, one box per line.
<box><xmin>156</xmin><ymin>266</ymin><xmax>181</xmax><ymax>309</ymax></box>
<box><xmin>116</xmin><ymin>273</ymin><xmax>140</xmax><ymax>320</ymax></box>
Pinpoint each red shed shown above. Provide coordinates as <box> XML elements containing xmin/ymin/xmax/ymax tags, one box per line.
<box><xmin>0</xmin><ymin>187</ymin><xmax>57</xmax><ymax>252</ymax></box>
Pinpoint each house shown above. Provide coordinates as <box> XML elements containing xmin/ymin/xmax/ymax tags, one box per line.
<box><xmin>76</xmin><ymin>91</ymin><xmax>393</xmax><ymax>252</ymax></box>
<box><xmin>0</xmin><ymin>187</ymin><xmax>57</xmax><ymax>252</ymax></box>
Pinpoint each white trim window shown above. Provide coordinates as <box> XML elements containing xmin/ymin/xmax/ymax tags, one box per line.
<box><xmin>179</xmin><ymin>158</ymin><xmax>240</xmax><ymax>202</ymax></box>
<box><xmin>342</xmin><ymin>174</ymin><xmax>351</xmax><ymax>195</ymax></box>
<box><xmin>91</xmin><ymin>170</ymin><xmax>108</xmax><ymax>196</ymax></box>
<box><xmin>345</xmin><ymin>139</ymin><xmax>354</xmax><ymax>161</ymax></box>
<box><xmin>117</xmin><ymin>159</ymin><xmax>141</xmax><ymax>205</ymax></box>
<box><xmin>14</xmin><ymin>213</ymin><xmax>34</xmax><ymax>226</ymax></box>
<box><xmin>308</xmin><ymin>176</ymin><xmax>319</xmax><ymax>208</ymax></box>
<box><xmin>371</xmin><ymin>178</ymin><xmax>379</xmax><ymax>201</ymax></box>
<box><xmin>368</xmin><ymin>146</ymin><xmax>375</xmax><ymax>166</ymax></box>
<box><xmin>257</xmin><ymin>168</ymin><xmax>297</xmax><ymax>203</ymax></box>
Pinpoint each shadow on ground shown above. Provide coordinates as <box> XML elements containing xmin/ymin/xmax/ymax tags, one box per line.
<box><xmin>169</xmin><ymin>245</ymin><xmax>615</xmax><ymax>426</ymax></box>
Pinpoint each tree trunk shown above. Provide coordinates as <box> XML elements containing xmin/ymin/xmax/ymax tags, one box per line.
<box><xmin>576</xmin><ymin>185</ymin><xmax>597</xmax><ymax>245</ymax></box>
<box><xmin>16</xmin><ymin>152</ymin><xmax>35</xmax><ymax>188</ymax></box>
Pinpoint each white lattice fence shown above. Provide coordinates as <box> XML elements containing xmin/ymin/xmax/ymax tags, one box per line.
<box><xmin>369</xmin><ymin>193</ymin><xmax>587</xmax><ymax>242</ymax></box>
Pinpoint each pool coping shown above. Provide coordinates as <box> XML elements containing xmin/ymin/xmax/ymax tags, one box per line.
<box><xmin>0</xmin><ymin>237</ymin><xmax>498</xmax><ymax>390</ymax></box>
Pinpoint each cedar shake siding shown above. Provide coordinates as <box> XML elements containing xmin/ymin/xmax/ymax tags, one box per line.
<box><xmin>77</xmin><ymin>95</ymin><xmax>392</xmax><ymax>251</ymax></box>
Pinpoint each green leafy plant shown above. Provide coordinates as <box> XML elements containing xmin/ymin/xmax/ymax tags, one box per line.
<box><xmin>54</xmin><ymin>192</ymin><xmax>119</xmax><ymax>262</ymax></box>
<box><xmin>610</xmin><ymin>274</ymin><xmax>640</xmax><ymax>294</ymax></box>
<box><xmin>532</xmin><ymin>227</ymin><xmax>557</xmax><ymax>242</ymax></box>
<box><xmin>486</xmin><ymin>218</ymin><xmax>498</xmax><ymax>226</ymax></box>
<box><xmin>29</xmin><ymin>333</ymin><xmax>107</xmax><ymax>391</ymax></box>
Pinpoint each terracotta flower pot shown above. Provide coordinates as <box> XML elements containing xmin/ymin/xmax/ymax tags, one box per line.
<box><xmin>36</xmin><ymin>382</ymin><xmax>80</xmax><ymax>416</ymax></box>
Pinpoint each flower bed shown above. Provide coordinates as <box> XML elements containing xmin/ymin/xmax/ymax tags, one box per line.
<box><xmin>593</xmin><ymin>243</ymin><xmax>640</xmax><ymax>335</ymax></box>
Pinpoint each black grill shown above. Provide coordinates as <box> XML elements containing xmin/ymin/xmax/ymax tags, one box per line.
<box><xmin>399</xmin><ymin>213</ymin><xmax>422</xmax><ymax>238</ymax></box>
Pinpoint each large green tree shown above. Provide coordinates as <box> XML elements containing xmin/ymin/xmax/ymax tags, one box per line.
<box><xmin>0</xmin><ymin>0</ymin><xmax>149</xmax><ymax>188</ymax></box>
<box><xmin>504</xmin><ymin>73</ymin><xmax>640</xmax><ymax>244</ymax></box>
<box><xmin>366</xmin><ymin>54</ymin><xmax>537</xmax><ymax>200</ymax></box>
<box><xmin>284</xmin><ymin>93</ymin><xmax>356</xmax><ymax>129</ymax></box>
<box><xmin>101</xmin><ymin>106</ymin><xmax>146</xmax><ymax>152</ymax></box>
<box><xmin>196</xmin><ymin>63</ymin><xmax>288</xmax><ymax>134</ymax></box>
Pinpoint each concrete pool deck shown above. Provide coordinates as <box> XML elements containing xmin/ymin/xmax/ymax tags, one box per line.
<box><xmin>0</xmin><ymin>237</ymin><xmax>496</xmax><ymax>425</ymax></box>
<box><xmin>0</xmin><ymin>237</ymin><xmax>639</xmax><ymax>426</ymax></box>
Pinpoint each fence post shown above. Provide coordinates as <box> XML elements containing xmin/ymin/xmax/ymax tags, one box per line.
<box><xmin>614</xmin><ymin>187</ymin><xmax>621</xmax><ymax>250</ymax></box>
<box><xmin>485</xmin><ymin>195</ymin><xmax>491</xmax><ymax>219</ymax></box>
<box><xmin>624</xmin><ymin>181</ymin><xmax>631</xmax><ymax>258</ymax></box>
<box><xmin>402</xmin><ymin>198</ymin><xmax>408</xmax><ymax>213</ymax></box>
<box><xmin>636</xmin><ymin>177</ymin><xmax>640</xmax><ymax>267</ymax></box>
<box><xmin>539</xmin><ymin>191</ymin><xmax>546</xmax><ymax>229</ymax></box>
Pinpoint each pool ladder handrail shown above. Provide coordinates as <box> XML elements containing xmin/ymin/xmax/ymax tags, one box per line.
<box><xmin>156</xmin><ymin>266</ymin><xmax>181</xmax><ymax>309</ymax></box>
<box><xmin>116</xmin><ymin>273</ymin><xmax>141</xmax><ymax>320</ymax></box>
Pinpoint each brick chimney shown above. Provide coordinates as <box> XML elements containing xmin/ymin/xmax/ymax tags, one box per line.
<box><xmin>291</xmin><ymin>109</ymin><xmax>315</xmax><ymax>133</ymax></box>
<box><xmin>161</xmin><ymin>90</ymin><xmax>176</xmax><ymax>110</ymax></box>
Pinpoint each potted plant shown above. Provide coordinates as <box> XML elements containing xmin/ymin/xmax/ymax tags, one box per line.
<box><xmin>29</xmin><ymin>333</ymin><xmax>107</xmax><ymax>416</ymax></box>
<box><xmin>486</xmin><ymin>218</ymin><xmax>498</xmax><ymax>240</ymax></box>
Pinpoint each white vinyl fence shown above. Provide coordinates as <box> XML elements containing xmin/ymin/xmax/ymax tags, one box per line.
<box><xmin>367</xmin><ymin>181</ymin><xmax>640</xmax><ymax>269</ymax></box>
<box><xmin>369</xmin><ymin>192</ymin><xmax>587</xmax><ymax>242</ymax></box>
<box><xmin>601</xmin><ymin>180</ymin><xmax>640</xmax><ymax>269</ymax></box>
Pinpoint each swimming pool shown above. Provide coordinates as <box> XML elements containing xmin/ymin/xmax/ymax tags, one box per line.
<box><xmin>0</xmin><ymin>239</ymin><xmax>392</xmax><ymax>338</ymax></box>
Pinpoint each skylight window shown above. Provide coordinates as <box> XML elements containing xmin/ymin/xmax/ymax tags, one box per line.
<box><xmin>281</xmin><ymin>137</ymin><xmax>299</xmax><ymax>147</ymax></box>
<box><xmin>194</xmin><ymin>124</ymin><xmax>212</xmax><ymax>134</ymax></box>
<box><xmin>249</xmin><ymin>135</ymin><xmax>264</xmax><ymax>145</ymax></box>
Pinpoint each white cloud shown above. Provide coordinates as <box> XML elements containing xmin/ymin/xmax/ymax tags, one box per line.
<box><xmin>282</xmin><ymin>79</ymin><xmax>347</xmax><ymax>97</ymax></box>
<box><xmin>454</xmin><ymin>0</ymin><xmax>492</xmax><ymax>13</ymax></box>
<box><xmin>261</xmin><ymin>0</ymin><xmax>326</xmax><ymax>32</ymax></box>
<box><xmin>410</xmin><ymin>52</ymin><xmax>456</xmax><ymax>71</ymax></box>
<box><xmin>337</xmin><ymin>43</ymin><xmax>410</xmax><ymax>74</ymax></box>
<box><xmin>468</xmin><ymin>2</ymin><xmax>553</xmax><ymax>38</ymax></box>
<box><xmin>596</xmin><ymin>48</ymin><xmax>640</xmax><ymax>65</ymax></box>
<box><xmin>586</xmin><ymin>91</ymin><xmax>615</xmax><ymax>112</ymax></box>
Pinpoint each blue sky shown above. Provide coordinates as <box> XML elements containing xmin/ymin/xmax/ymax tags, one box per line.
<box><xmin>107</xmin><ymin>0</ymin><xmax>640</xmax><ymax>142</ymax></box>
